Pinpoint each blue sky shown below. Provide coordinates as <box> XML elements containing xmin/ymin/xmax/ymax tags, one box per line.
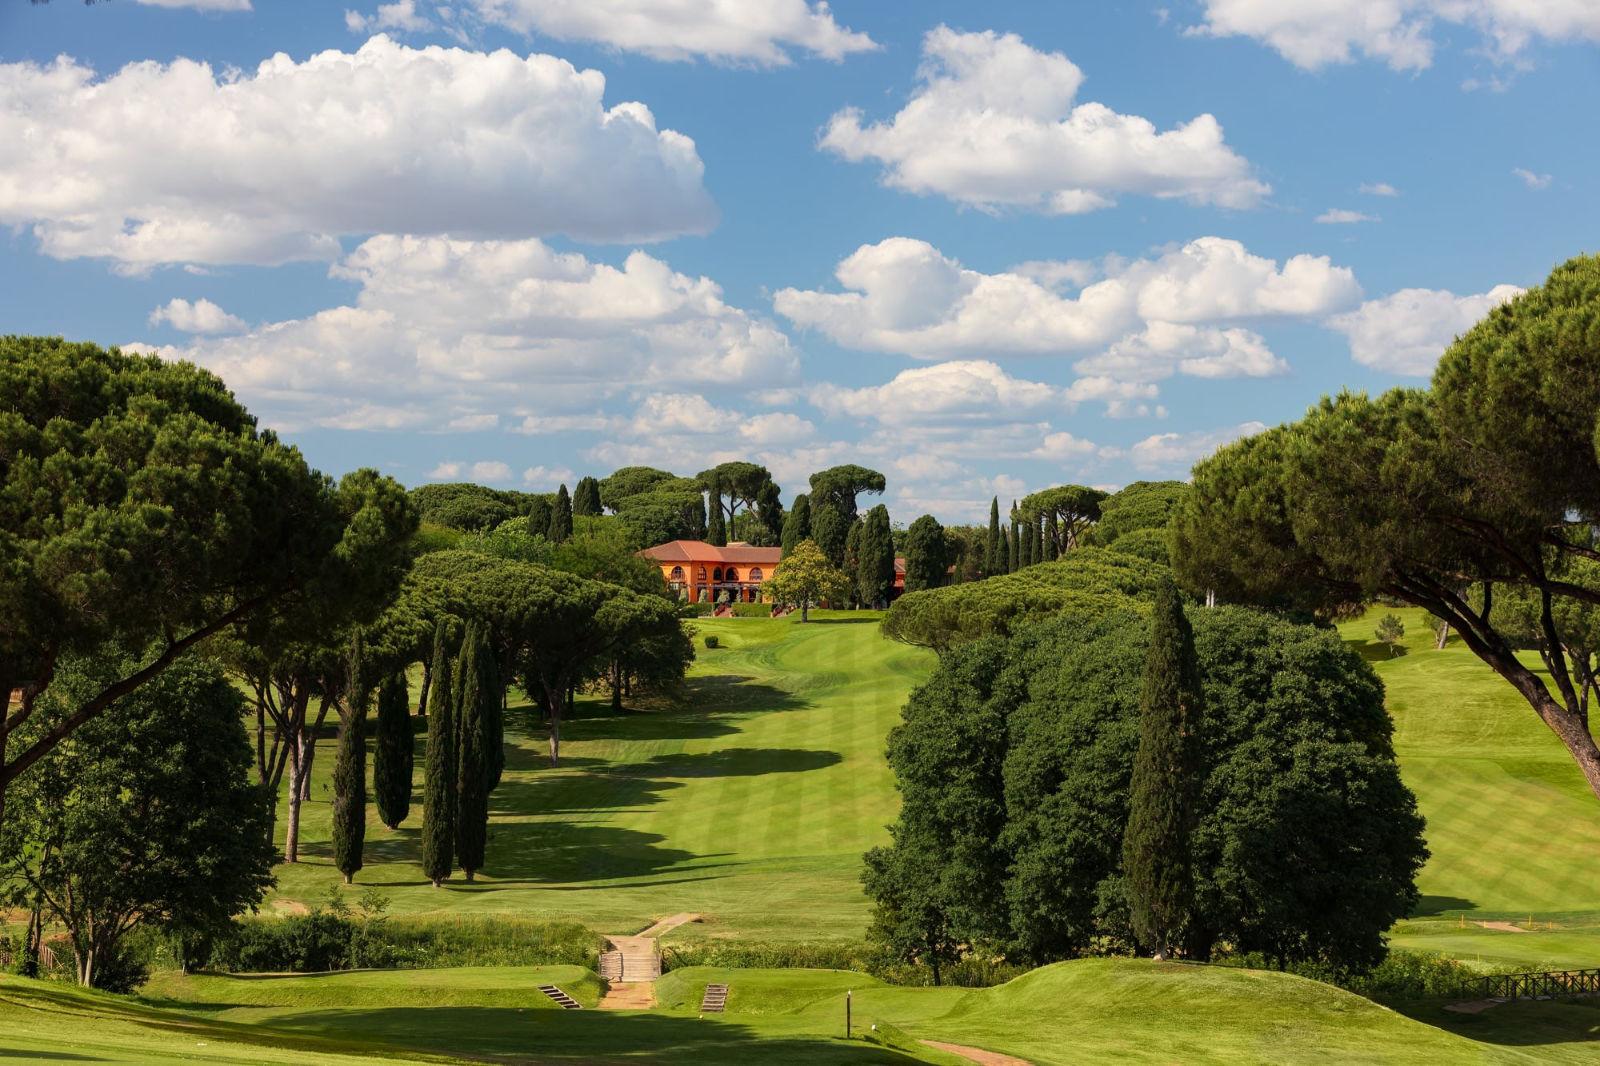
<box><xmin>4</xmin><ymin>1</ymin><xmax>1598</xmax><ymax>524</ymax></box>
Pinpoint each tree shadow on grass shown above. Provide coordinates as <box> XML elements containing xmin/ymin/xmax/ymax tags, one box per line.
<box><xmin>1397</xmin><ymin>999</ymin><xmax>1600</xmax><ymax>1050</ymax></box>
<box><xmin>634</xmin><ymin>747</ymin><xmax>842</xmax><ymax>778</ymax></box>
<box><xmin>799</xmin><ymin>617</ymin><xmax>882</xmax><ymax>626</ymax></box>
<box><xmin>1412</xmin><ymin>895</ymin><xmax>1477</xmax><ymax>917</ymax></box>
<box><xmin>245</xmin><ymin>1005</ymin><xmax>927</xmax><ymax>1063</ymax></box>
<box><xmin>1343</xmin><ymin>637</ymin><xmax>1405</xmax><ymax>665</ymax></box>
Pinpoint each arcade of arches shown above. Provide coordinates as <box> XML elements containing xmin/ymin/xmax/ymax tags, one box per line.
<box><xmin>637</xmin><ymin>540</ymin><xmax>781</xmax><ymax>604</ymax></box>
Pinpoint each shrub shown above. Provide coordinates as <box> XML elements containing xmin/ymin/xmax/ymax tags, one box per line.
<box><xmin>682</xmin><ymin>603</ymin><xmax>716</xmax><ymax>617</ymax></box>
<box><xmin>729</xmin><ymin>603</ymin><xmax>769</xmax><ymax>618</ymax></box>
<box><xmin>201</xmin><ymin>908</ymin><xmax>601</xmax><ymax>973</ymax></box>
<box><xmin>1215</xmin><ymin>948</ymin><xmax>1488</xmax><ymax>1004</ymax></box>
<box><xmin>658</xmin><ymin>939</ymin><xmax>1026</xmax><ymax>988</ymax></box>
<box><xmin>703</xmin><ymin>634</ymin><xmax>720</xmax><ymax>649</ymax></box>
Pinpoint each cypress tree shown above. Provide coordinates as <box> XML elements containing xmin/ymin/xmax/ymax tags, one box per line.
<box><xmin>373</xmin><ymin>668</ymin><xmax>413</xmax><ymax>830</ymax></box>
<box><xmin>573</xmin><ymin>476</ymin><xmax>602</xmax><ymax>516</ymax></box>
<box><xmin>331</xmin><ymin>643</ymin><xmax>369</xmax><ymax>885</ymax></box>
<box><xmin>810</xmin><ymin>499</ymin><xmax>848</xmax><ymax>567</ymax></box>
<box><xmin>527</xmin><ymin>495</ymin><xmax>552</xmax><ymax>538</ymax></box>
<box><xmin>1006</xmin><ymin>522</ymin><xmax>1017</xmax><ymax>574</ymax></box>
<box><xmin>548</xmin><ymin>484</ymin><xmax>573</xmax><ymax>543</ymax></box>
<box><xmin>1045</xmin><ymin>513</ymin><xmax>1059</xmax><ymax>561</ymax></box>
<box><xmin>421</xmin><ymin>624</ymin><xmax>456</xmax><ymax>887</ymax></box>
<box><xmin>484</xmin><ymin>637</ymin><xmax>504</xmax><ymax>791</ymax></box>
<box><xmin>1122</xmin><ymin>579</ymin><xmax>1206</xmax><ymax>959</ymax></box>
<box><xmin>843</xmin><ymin>519</ymin><xmax>864</xmax><ymax>604</ymax></box>
<box><xmin>856</xmin><ymin>504</ymin><xmax>896</xmax><ymax>607</ymax></box>
<box><xmin>692</xmin><ymin>494</ymin><xmax>708</xmax><ymax>539</ymax></box>
<box><xmin>781</xmin><ymin>493</ymin><xmax>811</xmax><ymax>556</ymax></box>
<box><xmin>455</xmin><ymin>624</ymin><xmax>491</xmax><ymax>880</ymax></box>
<box><xmin>1020</xmin><ymin>517</ymin><xmax>1035</xmax><ymax>568</ymax></box>
<box><xmin>706</xmin><ymin>479</ymin><xmax>727</xmax><ymax>545</ymax></box>
<box><xmin>986</xmin><ymin>497</ymin><xmax>1001</xmax><ymax>577</ymax></box>
<box><xmin>1036</xmin><ymin>518</ymin><xmax>1047</xmax><ymax>563</ymax></box>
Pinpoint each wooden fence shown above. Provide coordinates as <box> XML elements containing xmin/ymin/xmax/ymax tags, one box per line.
<box><xmin>1478</xmin><ymin>968</ymin><xmax>1600</xmax><ymax>1002</ymax></box>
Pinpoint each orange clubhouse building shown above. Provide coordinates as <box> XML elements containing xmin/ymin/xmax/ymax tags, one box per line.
<box><xmin>639</xmin><ymin>540</ymin><xmax>906</xmax><ymax>604</ymax></box>
<box><xmin>640</xmin><ymin>540</ymin><xmax>782</xmax><ymax>603</ymax></box>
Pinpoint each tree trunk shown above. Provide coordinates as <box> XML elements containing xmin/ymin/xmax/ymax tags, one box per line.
<box><xmin>801</xmin><ymin>601</ymin><xmax>810</xmax><ymax>623</ymax></box>
<box><xmin>1488</xmin><ymin>647</ymin><xmax>1600</xmax><ymax>800</ymax></box>
<box><xmin>611</xmin><ymin>660</ymin><xmax>623</xmax><ymax>712</ymax></box>
<box><xmin>299</xmin><ymin>731</ymin><xmax>317</xmax><ymax>802</ymax></box>
<box><xmin>1436</xmin><ymin>621</ymin><xmax>1450</xmax><ymax>650</ymax></box>
<box><xmin>285</xmin><ymin>744</ymin><xmax>306</xmax><ymax>863</ymax></box>
<box><xmin>417</xmin><ymin>658</ymin><xmax>432</xmax><ymax>719</ymax></box>
<box><xmin>545</xmin><ymin>685</ymin><xmax>563</xmax><ymax>767</ymax></box>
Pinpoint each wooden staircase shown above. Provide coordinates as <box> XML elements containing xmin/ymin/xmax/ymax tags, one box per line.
<box><xmin>537</xmin><ymin>984</ymin><xmax>581</xmax><ymax>1010</ymax></box>
<box><xmin>699</xmin><ymin>983</ymin><xmax>729</xmax><ymax>1013</ymax></box>
<box><xmin>598</xmin><ymin>951</ymin><xmax>623</xmax><ymax>981</ymax></box>
<box><xmin>617</xmin><ymin>946</ymin><xmax>661</xmax><ymax>982</ymax></box>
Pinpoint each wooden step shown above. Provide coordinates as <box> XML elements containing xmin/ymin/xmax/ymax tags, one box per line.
<box><xmin>537</xmin><ymin>984</ymin><xmax>582</xmax><ymax>1009</ymax></box>
<box><xmin>598</xmin><ymin>951</ymin><xmax>623</xmax><ymax>981</ymax></box>
<box><xmin>700</xmin><ymin>983</ymin><xmax>729</xmax><ymax>1013</ymax></box>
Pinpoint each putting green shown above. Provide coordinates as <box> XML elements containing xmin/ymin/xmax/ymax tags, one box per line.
<box><xmin>267</xmin><ymin>612</ymin><xmax>932</xmax><ymax>939</ymax></box>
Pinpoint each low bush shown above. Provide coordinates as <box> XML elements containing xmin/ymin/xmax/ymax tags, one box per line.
<box><xmin>201</xmin><ymin>893</ymin><xmax>601</xmax><ymax>973</ymax></box>
<box><xmin>728</xmin><ymin>603</ymin><xmax>770</xmax><ymax>618</ymax></box>
<box><xmin>703</xmin><ymin>635</ymin><xmax>719</xmax><ymax>649</ymax></box>
<box><xmin>1215</xmin><ymin>948</ymin><xmax>1489</xmax><ymax>1003</ymax></box>
<box><xmin>681</xmin><ymin>603</ymin><xmax>716</xmax><ymax>617</ymax></box>
<box><xmin>659</xmin><ymin>939</ymin><xmax>1026</xmax><ymax>988</ymax></box>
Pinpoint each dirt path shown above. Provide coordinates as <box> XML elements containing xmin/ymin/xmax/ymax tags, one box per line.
<box><xmin>598</xmin><ymin>982</ymin><xmax>656</xmax><ymax>1010</ymax></box>
<box><xmin>921</xmin><ymin>1040</ymin><xmax>1033</xmax><ymax>1065</ymax></box>
<box><xmin>1474</xmin><ymin>921</ymin><xmax>1531</xmax><ymax>933</ymax></box>
<box><xmin>637</xmin><ymin>912</ymin><xmax>702</xmax><ymax>938</ymax></box>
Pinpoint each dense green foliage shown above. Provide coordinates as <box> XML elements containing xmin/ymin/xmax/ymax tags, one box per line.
<box><xmin>454</xmin><ymin>623</ymin><xmax>492</xmax><ymax>880</ymax></box>
<box><xmin>571</xmin><ymin>476</ymin><xmax>602</xmax><ymax>516</ymax></box>
<box><xmin>1021</xmin><ymin>485</ymin><xmax>1109</xmax><ymax>556</ymax></box>
<box><xmin>1174</xmin><ymin>255</ymin><xmax>1600</xmax><ymax>801</ymax></box>
<box><xmin>420</xmin><ymin>625</ymin><xmax>455</xmax><ymax>887</ymax></box>
<box><xmin>1122</xmin><ymin>581</ymin><xmax>1205</xmax><ymax>959</ymax></box>
<box><xmin>1087</xmin><ymin>481</ymin><xmax>1187</xmax><ymax>548</ymax></box>
<box><xmin>764</xmin><ymin>539</ymin><xmax>851</xmax><ymax>621</ymax></box>
<box><xmin>857</xmin><ymin>504</ymin><xmax>897</xmax><ymax>607</ymax></box>
<box><xmin>870</xmin><ymin>605</ymin><xmax>1426</xmax><ymax>974</ymax></box>
<box><xmin>0</xmin><ymin>656</ymin><xmax>274</xmax><ymax>988</ymax></box>
<box><xmin>780</xmin><ymin>493</ymin><xmax>811</xmax><ymax>555</ymax></box>
<box><xmin>373</xmin><ymin>669</ymin><xmax>413</xmax><ymax>830</ymax></box>
<box><xmin>331</xmin><ymin>656</ymin><xmax>369</xmax><ymax>885</ymax></box>
<box><xmin>986</xmin><ymin>497</ymin><xmax>1003</xmax><ymax>576</ymax></box>
<box><xmin>0</xmin><ymin>337</ymin><xmax>415</xmax><ymax>826</ymax></box>
<box><xmin>547</xmin><ymin>483</ymin><xmax>573</xmax><ymax>543</ymax></box>
<box><xmin>882</xmin><ymin>548</ymin><xmax>1163</xmax><ymax>652</ymax></box>
<box><xmin>410</xmin><ymin>483</ymin><xmax>531</xmax><ymax>532</ymax></box>
<box><xmin>902</xmin><ymin>514</ymin><xmax>948</xmax><ymax>593</ymax></box>
<box><xmin>525</xmin><ymin>494</ymin><xmax>552</xmax><ymax>538</ymax></box>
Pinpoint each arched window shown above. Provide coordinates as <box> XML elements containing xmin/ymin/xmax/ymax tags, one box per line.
<box><xmin>669</xmin><ymin>565</ymin><xmax>685</xmax><ymax>582</ymax></box>
<box><xmin>698</xmin><ymin>567</ymin><xmax>708</xmax><ymax>582</ymax></box>
<box><xmin>712</xmin><ymin>567</ymin><xmax>723</xmax><ymax>581</ymax></box>
<box><xmin>749</xmin><ymin>567</ymin><xmax>764</xmax><ymax>582</ymax></box>
<box><xmin>725</xmin><ymin>567</ymin><xmax>739</xmax><ymax>582</ymax></box>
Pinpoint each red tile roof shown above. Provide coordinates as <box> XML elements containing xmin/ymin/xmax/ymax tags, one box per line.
<box><xmin>638</xmin><ymin>540</ymin><xmax>783</xmax><ymax>565</ymax></box>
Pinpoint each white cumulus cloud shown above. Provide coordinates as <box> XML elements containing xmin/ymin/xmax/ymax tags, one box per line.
<box><xmin>431</xmin><ymin>460</ymin><xmax>514</xmax><ymax>482</ymax></box>
<box><xmin>809</xmin><ymin>360</ymin><xmax>1065</xmax><ymax>425</ymax></box>
<box><xmin>0</xmin><ymin>37</ymin><xmax>715</xmax><ymax>269</ymax></box>
<box><xmin>465</xmin><ymin>0</ymin><xmax>876</xmax><ymax>64</ymax></box>
<box><xmin>148</xmin><ymin>297</ymin><xmax>246</xmax><ymax>334</ymax></box>
<box><xmin>346</xmin><ymin>2</ymin><xmax>433</xmax><ymax>33</ymax></box>
<box><xmin>147</xmin><ymin>235</ymin><xmax>797</xmax><ymax>431</ymax></box>
<box><xmin>1327</xmin><ymin>284</ymin><xmax>1524</xmax><ymax>375</ymax></box>
<box><xmin>1128</xmin><ymin>422</ymin><xmax>1267</xmax><ymax>473</ymax></box>
<box><xmin>1360</xmin><ymin>182</ymin><xmax>1401</xmax><ymax>197</ymax></box>
<box><xmin>820</xmin><ymin>26</ymin><xmax>1268</xmax><ymax>215</ymax></box>
<box><xmin>1192</xmin><ymin>1</ymin><xmax>1600</xmax><ymax>72</ymax></box>
<box><xmin>775</xmin><ymin>235</ymin><xmax>1358</xmax><ymax>363</ymax></box>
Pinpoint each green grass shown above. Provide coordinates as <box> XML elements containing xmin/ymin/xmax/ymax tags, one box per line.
<box><xmin>267</xmin><ymin>612</ymin><xmax>932</xmax><ymax>940</ymax></box>
<box><xmin>15</xmin><ymin>960</ymin><xmax>1600</xmax><ymax>1065</ymax></box>
<box><xmin>1339</xmin><ymin>607</ymin><xmax>1600</xmax><ymax>970</ymax></box>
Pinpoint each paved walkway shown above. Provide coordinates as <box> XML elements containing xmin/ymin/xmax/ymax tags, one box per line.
<box><xmin>638</xmin><ymin>912</ymin><xmax>702</xmax><ymax>938</ymax></box>
<box><xmin>922</xmin><ymin>1040</ymin><xmax>1033</xmax><ymax>1065</ymax></box>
